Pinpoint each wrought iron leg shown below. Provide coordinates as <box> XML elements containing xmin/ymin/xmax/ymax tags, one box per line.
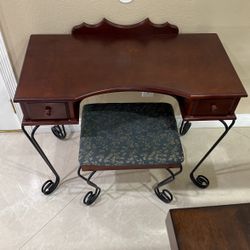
<box><xmin>154</xmin><ymin>165</ymin><xmax>183</xmax><ymax>203</ymax></box>
<box><xmin>180</xmin><ymin>120</ymin><xmax>191</xmax><ymax>136</ymax></box>
<box><xmin>190</xmin><ymin>119</ymin><xmax>235</xmax><ymax>188</ymax></box>
<box><xmin>22</xmin><ymin>125</ymin><xmax>60</xmax><ymax>195</ymax></box>
<box><xmin>51</xmin><ymin>125</ymin><xmax>66</xmax><ymax>139</ymax></box>
<box><xmin>78</xmin><ymin>166</ymin><xmax>101</xmax><ymax>206</ymax></box>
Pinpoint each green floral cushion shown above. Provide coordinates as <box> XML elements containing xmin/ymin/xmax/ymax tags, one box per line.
<box><xmin>79</xmin><ymin>103</ymin><xmax>184</xmax><ymax>167</ymax></box>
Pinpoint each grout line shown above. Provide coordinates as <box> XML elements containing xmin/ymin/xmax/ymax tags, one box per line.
<box><xmin>19</xmin><ymin>194</ymin><xmax>80</xmax><ymax>249</ymax></box>
<box><xmin>128</xmin><ymin>183</ymin><xmax>168</xmax><ymax>214</ymax></box>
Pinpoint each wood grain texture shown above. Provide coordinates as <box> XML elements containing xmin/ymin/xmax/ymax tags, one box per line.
<box><xmin>14</xmin><ymin>20</ymin><xmax>247</xmax><ymax>125</ymax></box>
<box><xmin>167</xmin><ymin>203</ymin><xmax>250</xmax><ymax>250</ymax></box>
<box><xmin>14</xmin><ymin>34</ymin><xmax>247</xmax><ymax>102</ymax></box>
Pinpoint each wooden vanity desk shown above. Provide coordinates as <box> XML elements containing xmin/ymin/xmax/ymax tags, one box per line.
<box><xmin>14</xmin><ymin>19</ymin><xmax>247</xmax><ymax>195</ymax></box>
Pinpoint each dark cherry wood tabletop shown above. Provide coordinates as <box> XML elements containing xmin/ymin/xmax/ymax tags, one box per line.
<box><xmin>15</xmin><ymin>32</ymin><xmax>247</xmax><ymax>102</ymax></box>
<box><xmin>167</xmin><ymin>203</ymin><xmax>250</xmax><ymax>250</ymax></box>
<box><xmin>14</xmin><ymin>19</ymin><xmax>247</xmax><ymax>125</ymax></box>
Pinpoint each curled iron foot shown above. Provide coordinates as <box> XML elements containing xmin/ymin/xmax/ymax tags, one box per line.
<box><xmin>83</xmin><ymin>188</ymin><xmax>101</xmax><ymax>206</ymax></box>
<box><xmin>154</xmin><ymin>165</ymin><xmax>182</xmax><ymax>203</ymax></box>
<box><xmin>154</xmin><ymin>188</ymin><xmax>173</xmax><ymax>203</ymax></box>
<box><xmin>41</xmin><ymin>179</ymin><xmax>60</xmax><ymax>195</ymax></box>
<box><xmin>78</xmin><ymin>167</ymin><xmax>101</xmax><ymax>206</ymax></box>
<box><xmin>180</xmin><ymin>121</ymin><xmax>191</xmax><ymax>136</ymax></box>
<box><xmin>190</xmin><ymin>174</ymin><xmax>209</xmax><ymax>189</ymax></box>
<box><xmin>51</xmin><ymin>125</ymin><xmax>66</xmax><ymax>140</ymax></box>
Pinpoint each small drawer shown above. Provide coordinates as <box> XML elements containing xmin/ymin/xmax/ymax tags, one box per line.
<box><xmin>191</xmin><ymin>98</ymin><xmax>236</xmax><ymax>116</ymax></box>
<box><xmin>25</xmin><ymin>102</ymin><xmax>69</xmax><ymax>120</ymax></box>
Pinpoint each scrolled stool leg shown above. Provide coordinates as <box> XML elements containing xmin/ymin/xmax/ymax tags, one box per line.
<box><xmin>154</xmin><ymin>187</ymin><xmax>173</xmax><ymax>203</ymax></box>
<box><xmin>154</xmin><ymin>165</ymin><xmax>182</xmax><ymax>204</ymax></box>
<box><xmin>83</xmin><ymin>187</ymin><xmax>101</xmax><ymax>206</ymax></box>
<box><xmin>78</xmin><ymin>166</ymin><xmax>101</xmax><ymax>206</ymax></box>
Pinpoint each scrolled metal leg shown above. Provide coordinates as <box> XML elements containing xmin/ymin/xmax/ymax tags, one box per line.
<box><xmin>154</xmin><ymin>165</ymin><xmax>183</xmax><ymax>203</ymax></box>
<box><xmin>180</xmin><ymin>120</ymin><xmax>191</xmax><ymax>136</ymax></box>
<box><xmin>51</xmin><ymin>125</ymin><xmax>66</xmax><ymax>140</ymax></box>
<box><xmin>78</xmin><ymin>166</ymin><xmax>101</xmax><ymax>206</ymax></box>
<box><xmin>190</xmin><ymin>119</ymin><xmax>235</xmax><ymax>188</ymax></box>
<box><xmin>22</xmin><ymin>125</ymin><xmax>60</xmax><ymax>195</ymax></box>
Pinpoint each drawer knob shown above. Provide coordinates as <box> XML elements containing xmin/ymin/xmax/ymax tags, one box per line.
<box><xmin>211</xmin><ymin>104</ymin><xmax>218</xmax><ymax>112</ymax></box>
<box><xmin>44</xmin><ymin>106</ymin><xmax>52</xmax><ymax>116</ymax></box>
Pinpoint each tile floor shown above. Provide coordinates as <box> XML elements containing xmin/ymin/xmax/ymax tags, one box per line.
<box><xmin>0</xmin><ymin>126</ymin><xmax>250</xmax><ymax>250</ymax></box>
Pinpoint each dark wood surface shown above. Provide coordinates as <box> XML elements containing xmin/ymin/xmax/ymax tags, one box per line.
<box><xmin>14</xmin><ymin>19</ymin><xmax>247</xmax><ymax>125</ymax></box>
<box><xmin>15</xmin><ymin>33</ymin><xmax>246</xmax><ymax>102</ymax></box>
<box><xmin>72</xmin><ymin>18</ymin><xmax>179</xmax><ymax>38</ymax></box>
<box><xmin>167</xmin><ymin>203</ymin><xmax>250</xmax><ymax>250</ymax></box>
<box><xmin>81</xmin><ymin>163</ymin><xmax>179</xmax><ymax>171</ymax></box>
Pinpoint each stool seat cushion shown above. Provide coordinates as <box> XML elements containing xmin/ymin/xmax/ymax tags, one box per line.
<box><xmin>79</xmin><ymin>103</ymin><xmax>184</xmax><ymax>167</ymax></box>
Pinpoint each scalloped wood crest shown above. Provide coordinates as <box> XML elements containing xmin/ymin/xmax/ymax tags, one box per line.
<box><xmin>71</xmin><ymin>18</ymin><xmax>179</xmax><ymax>37</ymax></box>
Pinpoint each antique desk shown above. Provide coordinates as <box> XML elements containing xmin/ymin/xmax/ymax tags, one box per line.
<box><xmin>14</xmin><ymin>19</ymin><xmax>247</xmax><ymax>197</ymax></box>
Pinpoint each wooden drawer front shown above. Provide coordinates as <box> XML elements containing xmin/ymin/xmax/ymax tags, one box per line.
<box><xmin>191</xmin><ymin>98</ymin><xmax>236</xmax><ymax>116</ymax></box>
<box><xmin>26</xmin><ymin>102</ymin><xmax>68</xmax><ymax>120</ymax></box>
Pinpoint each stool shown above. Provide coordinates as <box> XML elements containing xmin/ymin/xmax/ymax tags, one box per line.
<box><xmin>78</xmin><ymin>103</ymin><xmax>184</xmax><ymax>205</ymax></box>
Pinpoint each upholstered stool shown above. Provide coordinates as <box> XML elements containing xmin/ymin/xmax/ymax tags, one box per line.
<box><xmin>78</xmin><ymin>103</ymin><xmax>184</xmax><ymax>205</ymax></box>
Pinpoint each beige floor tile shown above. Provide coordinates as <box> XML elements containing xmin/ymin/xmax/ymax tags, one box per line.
<box><xmin>0</xmin><ymin>132</ymin><xmax>82</xmax><ymax>249</ymax></box>
<box><xmin>129</xmin><ymin>127</ymin><xmax>250</xmax><ymax>211</ymax></box>
<box><xmin>21</xmin><ymin>191</ymin><xmax>169</xmax><ymax>250</ymax></box>
<box><xmin>233</xmin><ymin>127</ymin><xmax>250</xmax><ymax>139</ymax></box>
<box><xmin>0</xmin><ymin>126</ymin><xmax>250</xmax><ymax>249</ymax></box>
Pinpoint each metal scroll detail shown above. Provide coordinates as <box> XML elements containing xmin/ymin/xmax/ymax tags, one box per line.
<box><xmin>190</xmin><ymin>120</ymin><xmax>235</xmax><ymax>188</ymax></box>
<box><xmin>22</xmin><ymin>125</ymin><xmax>61</xmax><ymax>194</ymax></box>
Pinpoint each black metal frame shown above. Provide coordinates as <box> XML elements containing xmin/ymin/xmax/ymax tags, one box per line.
<box><xmin>180</xmin><ymin>120</ymin><xmax>192</xmax><ymax>136</ymax></box>
<box><xmin>190</xmin><ymin>119</ymin><xmax>236</xmax><ymax>188</ymax></box>
<box><xmin>77</xmin><ymin>167</ymin><xmax>101</xmax><ymax>206</ymax></box>
<box><xmin>154</xmin><ymin>164</ymin><xmax>183</xmax><ymax>203</ymax></box>
<box><xmin>21</xmin><ymin>125</ymin><xmax>67</xmax><ymax>195</ymax></box>
<box><xmin>21</xmin><ymin>118</ymin><xmax>235</xmax><ymax>203</ymax></box>
<box><xmin>77</xmin><ymin>164</ymin><xmax>182</xmax><ymax>206</ymax></box>
<box><xmin>51</xmin><ymin>125</ymin><xmax>67</xmax><ymax>140</ymax></box>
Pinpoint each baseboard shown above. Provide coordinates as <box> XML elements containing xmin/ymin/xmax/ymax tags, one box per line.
<box><xmin>33</xmin><ymin>114</ymin><xmax>250</xmax><ymax>133</ymax></box>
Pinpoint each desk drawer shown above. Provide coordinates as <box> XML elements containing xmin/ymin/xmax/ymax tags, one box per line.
<box><xmin>25</xmin><ymin>102</ymin><xmax>68</xmax><ymax>120</ymax></box>
<box><xmin>191</xmin><ymin>98</ymin><xmax>236</xmax><ymax>116</ymax></box>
